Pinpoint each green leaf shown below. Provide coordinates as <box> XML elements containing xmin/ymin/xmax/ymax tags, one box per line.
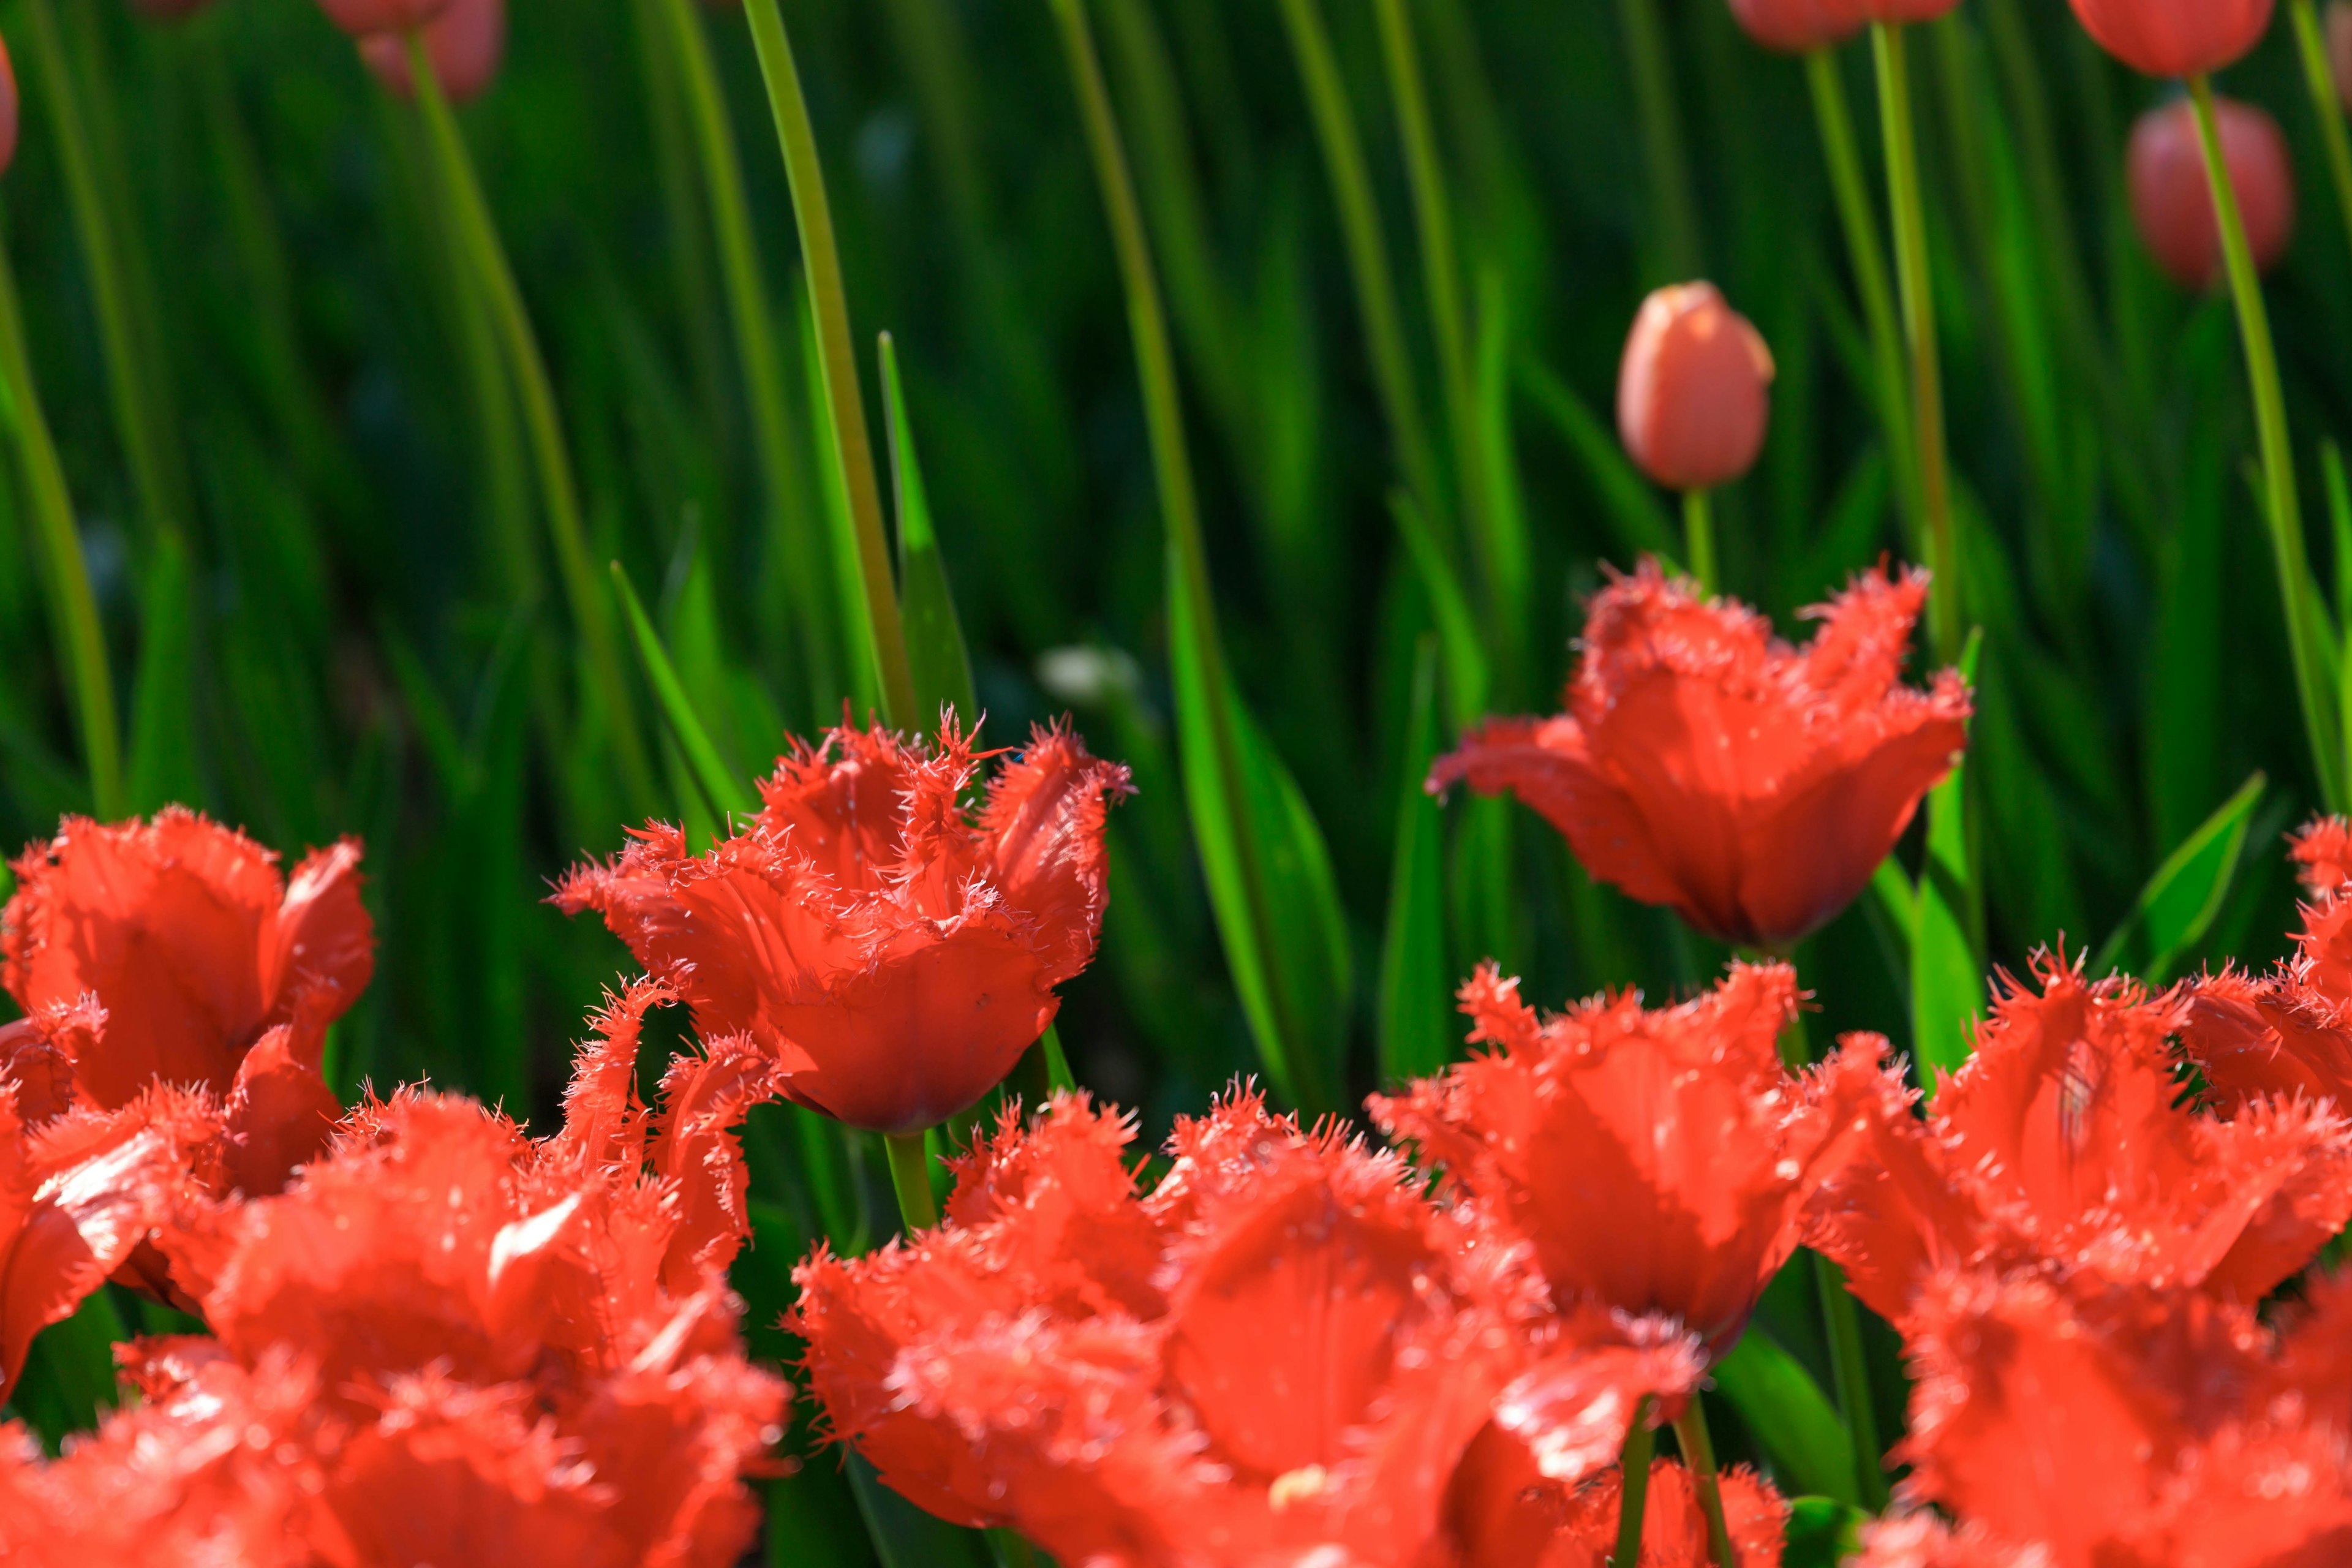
<box><xmin>124</xmin><ymin>530</ymin><xmax>201</xmax><ymax>816</ymax></box>
<box><xmin>1380</xmin><ymin>636</ymin><xmax>1454</xmax><ymax>1084</ymax></box>
<box><xmin>880</xmin><ymin>332</ymin><xmax>979</xmax><ymax>731</ymax></box>
<box><xmin>2092</xmin><ymin>771</ymin><xmax>2264</xmax><ymax>985</ymax></box>
<box><xmin>612</xmin><ymin>560</ymin><xmax>757</xmax><ymax>821</ymax></box>
<box><xmin>1515</xmin><ymin>353</ymin><xmax>1676</xmax><ymax>564</ymax></box>
<box><xmin>1167</xmin><ymin>537</ymin><xmax>1353</xmax><ymax>1117</ymax></box>
<box><xmin>799</xmin><ymin>277</ymin><xmax>883</xmax><ymax>722</ymax></box>
<box><xmin>1713</xmin><ymin>1330</ymin><xmax>1861</xmax><ymax>1507</ymax></box>
<box><xmin>1913</xmin><ymin>627</ymin><xmax>1985</xmax><ymax>1091</ymax></box>
<box><xmin>846</xmin><ymin>1452</ymin><xmax>994</xmax><ymax>1568</ymax></box>
<box><xmin>1782</xmin><ymin>1496</ymin><xmax>1869</xmax><ymax>1567</ymax></box>
<box><xmin>1389</xmin><ymin>489</ymin><xmax>1488</xmax><ymax>727</ymax></box>
<box><xmin>7</xmin><ymin>1289</ymin><xmax>127</xmax><ymax>1453</ymax></box>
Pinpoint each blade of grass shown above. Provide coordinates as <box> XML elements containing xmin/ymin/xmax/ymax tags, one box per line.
<box><xmin>1913</xmin><ymin>628</ymin><xmax>1984</xmax><ymax>1089</ymax></box>
<box><xmin>1379</xmin><ymin>636</ymin><xmax>1453</xmax><ymax>1085</ymax></box>
<box><xmin>613</xmin><ymin>561</ymin><xmax>754</xmax><ymax>829</ymax></box>
<box><xmin>1711</xmin><ymin>1327</ymin><xmax>1859</xmax><ymax>1507</ymax></box>
<box><xmin>2090</xmin><ymin>771</ymin><xmax>2264</xmax><ymax>984</ymax></box>
<box><xmin>878</xmin><ymin>333</ymin><xmax>978</xmax><ymax>729</ymax></box>
<box><xmin>1613</xmin><ymin>0</ymin><xmax>1702</xmax><ymax>280</ymax></box>
<box><xmin>2291</xmin><ymin>0</ymin><xmax>2352</xmax><ymax>265</ymax></box>
<box><xmin>1515</xmin><ymin>355</ymin><xmax>1678</xmax><ymax>563</ymax></box>
<box><xmin>123</xmin><ymin>530</ymin><xmax>200</xmax><ymax>815</ymax></box>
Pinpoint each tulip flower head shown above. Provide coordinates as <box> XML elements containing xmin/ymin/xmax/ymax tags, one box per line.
<box><xmin>2128</xmin><ymin>96</ymin><xmax>2294</xmax><ymax>290</ymax></box>
<box><xmin>1617</xmin><ymin>283</ymin><xmax>1776</xmax><ymax>492</ymax></box>
<box><xmin>2068</xmin><ymin>0</ymin><xmax>2274</xmax><ymax>77</ymax></box>
<box><xmin>314</xmin><ymin>0</ymin><xmax>453</xmax><ymax>35</ymax></box>
<box><xmin>1373</xmin><ymin>962</ymin><xmax>1881</xmax><ymax>1359</ymax></box>
<box><xmin>795</xmin><ymin>1090</ymin><xmax>1713</xmax><ymax>1567</ymax></box>
<box><xmin>2</xmin><ymin>810</ymin><xmax>374</xmax><ymax>1194</ymax></box>
<box><xmin>1808</xmin><ymin>952</ymin><xmax>2352</xmax><ymax>1324</ymax></box>
<box><xmin>361</xmin><ymin>0</ymin><xmax>505</xmax><ymax>104</ymax></box>
<box><xmin>1431</xmin><ymin>560</ymin><xmax>1970</xmax><ymax>948</ymax></box>
<box><xmin>2180</xmin><ymin>818</ymin><xmax>2352</xmax><ymax>1110</ymax></box>
<box><xmin>558</xmin><ymin>720</ymin><xmax>1131</xmax><ymax>1134</ymax></box>
<box><xmin>1725</xmin><ymin>0</ymin><xmax>1869</xmax><ymax>51</ymax></box>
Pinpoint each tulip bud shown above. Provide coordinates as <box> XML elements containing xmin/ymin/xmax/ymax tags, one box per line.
<box><xmin>2331</xmin><ymin>1</ymin><xmax>2352</xmax><ymax>113</ymax></box>
<box><xmin>0</xmin><ymin>36</ymin><xmax>16</xmax><ymax>180</ymax></box>
<box><xmin>2067</xmin><ymin>0</ymin><xmax>2274</xmax><ymax>78</ymax></box>
<box><xmin>313</xmin><ymin>0</ymin><xmax>453</xmax><ymax>39</ymax></box>
<box><xmin>2127</xmin><ymin>96</ymin><xmax>2294</xmax><ymax>290</ymax></box>
<box><xmin>360</xmin><ymin>0</ymin><xmax>504</xmax><ymax>104</ymax></box>
<box><xmin>1617</xmin><ymin>282</ymin><xmax>1776</xmax><ymax>493</ymax></box>
<box><xmin>1725</xmin><ymin>0</ymin><xmax>1867</xmax><ymax>52</ymax></box>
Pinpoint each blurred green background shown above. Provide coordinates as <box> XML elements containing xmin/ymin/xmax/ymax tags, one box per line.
<box><xmin>0</xmin><ymin>0</ymin><xmax>2341</xmax><ymax>1548</ymax></box>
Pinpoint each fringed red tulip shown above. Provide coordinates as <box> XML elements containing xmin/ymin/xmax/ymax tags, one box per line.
<box><xmin>2</xmin><ymin>811</ymin><xmax>372</xmax><ymax>1195</ymax></box>
<box><xmin>1371</xmin><ymin>963</ymin><xmax>1879</xmax><ymax>1360</ymax></box>
<box><xmin>1617</xmin><ymin>284</ymin><xmax>1776</xmax><ymax>492</ymax></box>
<box><xmin>2180</xmin><ymin>819</ymin><xmax>2352</xmax><ymax>1110</ymax></box>
<box><xmin>313</xmin><ymin>0</ymin><xmax>453</xmax><ymax>36</ymax></box>
<box><xmin>794</xmin><ymin>1091</ymin><xmax>1708</xmax><ymax>1567</ymax></box>
<box><xmin>2128</xmin><ymin>96</ymin><xmax>2294</xmax><ymax>290</ymax></box>
<box><xmin>557</xmin><ymin>720</ymin><xmax>1130</xmax><ymax>1134</ymax></box>
<box><xmin>361</xmin><ymin>0</ymin><xmax>505</xmax><ymax>104</ymax></box>
<box><xmin>1808</xmin><ymin>952</ymin><xmax>2352</xmax><ymax>1324</ymax></box>
<box><xmin>2068</xmin><ymin>0</ymin><xmax>2275</xmax><ymax>77</ymax></box>
<box><xmin>1430</xmin><ymin>561</ymin><xmax>1970</xmax><ymax>948</ymax></box>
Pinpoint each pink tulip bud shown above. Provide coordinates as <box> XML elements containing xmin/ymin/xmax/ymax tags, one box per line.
<box><xmin>0</xmin><ymin>36</ymin><xmax>17</xmax><ymax>179</ymax></box>
<box><xmin>2331</xmin><ymin>1</ymin><xmax>2352</xmax><ymax>113</ymax></box>
<box><xmin>1616</xmin><ymin>283</ymin><xmax>1776</xmax><ymax>493</ymax></box>
<box><xmin>1725</xmin><ymin>0</ymin><xmax>1868</xmax><ymax>52</ymax></box>
<box><xmin>2127</xmin><ymin>96</ymin><xmax>2294</xmax><ymax>290</ymax></box>
<box><xmin>314</xmin><ymin>0</ymin><xmax>453</xmax><ymax>39</ymax></box>
<box><xmin>360</xmin><ymin>0</ymin><xmax>504</xmax><ymax>104</ymax></box>
<box><xmin>2068</xmin><ymin>0</ymin><xmax>2274</xmax><ymax>78</ymax></box>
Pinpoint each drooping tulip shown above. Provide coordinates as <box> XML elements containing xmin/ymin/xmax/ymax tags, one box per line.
<box><xmin>1430</xmin><ymin>560</ymin><xmax>1970</xmax><ymax>949</ymax></box>
<box><xmin>312</xmin><ymin>0</ymin><xmax>453</xmax><ymax>37</ymax></box>
<box><xmin>557</xmin><ymin>720</ymin><xmax>1131</xmax><ymax>1135</ymax></box>
<box><xmin>2127</xmin><ymin>96</ymin><xmax>2294</xmax><ymax>290</ymax></box>
<box><xmin>2068</xmin><ymin>0</ymin><xmax>2275</xmax><ymax>78</ymax></box>
<box><xmin>1616</xmin><ymin>283</ymin><xmax>1776</xmax><ymax>492</ymax></box>
<box><xmin>360</xmin><ymin>0</ymin><xmax>505</xmax><ymax>104</ymax></box>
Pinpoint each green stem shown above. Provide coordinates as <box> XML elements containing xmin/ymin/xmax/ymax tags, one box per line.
<box><xmin>1671</xmin><ymin>1400</ymin><xmax>1735</xmax><ymax>1568</ymax></box>
<box><xmin>405</xmin><ymin>36</ymin><xmax>660</xmax><ymax>813</ymax></box>
<box><xmin>741</xmin><ymin>0</ymin><xmax>919</xmax><ymax>731</ymax></box>
<box><xmin>1615</xmin><ymin>0</ymin><xmax>1703</xmax><ymax>279</ymax></box>
<box><xmin>1871</xmin><ymin>22</ymin><xmax>1961</xmax><ymax>667</ymax></box>
<box><xmin>18</xmin><ymin>0</ymin><xmax>185</xmax><ymax>543</ymax></box>
<box><xmin>1611</xmin><ymin>1397</ymin><xmax>1656</xmax><ymax>1567</ymax></box>
<box><xmin>1806</xmin><ymin>46</ymin><xmax>1918</xmax><ymax>543</ymax></box>
<box><xmin>2294</xmin><ymin>0</ymin><xmax>2352</xmax><ymax>269</ymax></box>
<box><xmin>1815</xmin><ymin>1254</ymin><xmax>1891</xmax><ymax>1510</ymax></box>
<box><xmin>1683</xmin><ymin>488</ymin><xmax>1717</xmax><ymax>596</ymax></box>
<box><xmin>0</xmin><ymin>227</ymin><xmax>123</xmax><ymax>819</ymax></box>
<box><xmin>884</xmin><ymin>1129</ymin><xmax>940</xmax><ymax>1232</ymax></box>
<box><xmin>2190</xmin><ymin>72</ymin><xmax>2345</xmax><ymax>812</ymax></box>
<box><xmin>1272</xmin><ymin>0</ymin><xmax>1447</xmax><ymax>535</ymax></box>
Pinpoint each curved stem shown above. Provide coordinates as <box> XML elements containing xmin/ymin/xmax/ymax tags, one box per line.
<box><xmin>1611</xmin><ymin>1398</ymin><xmax>1656</xmax><ymax>1567</ymax></box>
<box><xmin>2189</xmin><ymin>72</ymin><xmax>2343</xmax><ymax>811</ymax></box>
<box><xmin>1683</xmin><ymin>488</ymin><xmax>1717</xmax><ymax>596</ymax></box>
<box><xmin>741</xmin><ymin>0</ymin><xmax>919</xmax><ymax>730</ymax></box>
<box><xmin>1670</xmin><ymin>1399</ymin><xmax>1735</xmax><ymax>1568</ymax></box>
<box><xmin>0</xmin><ymin>228</ymin><xmax>123</xmax><ymax>818</ymax></box>
<box><xmin>884</xmin><ymin>1129</ymin><xmax>940</xmax><ymax>1232</ymax></box>
<box><xmin>1871</xmin><ymin>22</ymin><xmax>1961</xmax><ymax>666</ymax></box>
<box><xmin>2293</xmin><ymin>0</ymin><xmax>2352</xmax><ymax>270</ymax></box>
<box><xmin>406</xmin><ymin>36</ymin><xmax>659</xmax><ymax>812</ymax></box>
<box><xmin>1806</xmin><ymin>46</ymin><xmax>1918</xmax><ymax>543</ymax></box>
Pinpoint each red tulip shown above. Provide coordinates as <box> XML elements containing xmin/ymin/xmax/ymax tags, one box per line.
<box><xmin>2180</xmin><ymin>819</ymin><xmax>2352</xmax><ymax>1111</ymax></box>
<box><xmin>794</xmin><ymin>1090</ymin><xmax>1713</xmax><ymax>1566</ymax></box>
<box><xmin>312</xmin><ymin>0</ymin><xmax>453</xmax><ymax>38</ymax></box>
<box><xmin>2</xmin><ymin>810</ymin><xmax>374</xmax><ymax>1195</ymax></box>
<box><xmin>2068</xmin><ymin>0</ymin><xmax>2274</xmax><ymax>77</ymax></box>
<box><xmin>1450</xmin><ymin>1450</ymin><xmax>1790</xmax><ymax>1568</ymax></box>
<box><xmin>557</xmin><ymin>719</ymin><xmax>1130</xmax><ymax>1135</ymax></box>
<box><xmin>2333</xmin><ymin>2</ymin><xmax>2352</xmax><ymax>112</ymax></box>
<box><xmin>360</xmin><ymin>0</ymin><xmax>505</xmax><ymax>104</ymax></box>
<box><xmin>1808</xmin><ymin>952</ymin><xmax>2352</xmax><ymax>1324</ymax></box>
<box><xmin>1617</xmin><ymin>282</ymin><xmax>1776</xmax><ymax>491</ymax></box>
<box><xmin>1430</xmin><ymin>560</ymin><xmax>1970</xmax><ymax>949</ymax></box>
<box><xmin>0</xmin><ymin>34</ymin><xmax>17</xmax><ymax>180</ymax></box>
<box><xmin>1725</xmin><ymin>0</ymin><xmax>1868</xmax><ymax>51</ymax></box>
<box><xmin>2127</xmin><ymin>96</ymin><xmax>2294</xmax><ymax>290</ymax></box>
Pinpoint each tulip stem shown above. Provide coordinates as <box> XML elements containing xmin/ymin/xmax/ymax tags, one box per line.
<box><xmin>405</xmin><ymin>36</ymin><xmax>660</xmax><ymax>814</ymax></box>
<box><xmin>0</xmin><ymin>226</ymin><xmax>124</xmax><ymax>820</ymax></box>
<box><xmin>884</xmin><ymin>1129</ymin><xmax>940</xmax><ymax>1233</ymax></box>
<box><xmin>1870</xmin><ymin>22</ymin><xmax>1960</xmax><ymax>668</ymax></box>
<box><xmin>2189</xmin><ymin>72</ymin><xmax>2345</xmax><ymax>813</ymax></box>
<box><xmin>1806</xmin><ymin>47</ymin><xmax>1918</xmax><ymax>543</ymax></box>
<box><xmin>1683</xmin><ymin>489</ymin><xmax>1717</xmax><ymax>596</ymax></box>
<box><xmin>1670</xmin><ymin>1399</ymin><xmax>1735</xmax><ymax>1568</ymax></box>
<box><xmin>2291</xmin><ymin>0</ymin><xmax>2352</xmax><ymax>271</ymax></box>
<box><xmin>741</xmin><ymin>0</ymin><xmax>919</xmax><ymax>731</ymax></box>
<box><xmin>1816</xmin><ymin>1253</ymin><xmax>1891</xmax><ymax>1511</ymax></box>
<box><xmin>1610</xmin><ymin>1396</ymin><xmax>1656</xmax><ymax>1567</ymax></box>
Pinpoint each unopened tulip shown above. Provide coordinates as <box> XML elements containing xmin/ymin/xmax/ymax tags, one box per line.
<box><xmin>360</xmin><ymin>0</ymin><xmax>504</xmax><ymax>104</ymax></box>
<box><xmin>1725</xmin><ymin>0</ymin><xmax>1868</xmax><ymax>51</ymax></box>
<box><xmin>2332</xmin><ymin>1</ymin><xmax>2352</xmax><ymax>112</ymax></box>
<box><xmin>313</xmin><ymin>0</ymin><xmax>451</xmax><ymax>38</ymax></box>
<box><xmin>0</xmin><ymin>35</ymin><xmax>16</xmax><ymax>179</ymax></box>
<box><xmin>1616</xmin><ymin>282</ymin><xmax>1776</xmax><ymax>492</ymax></box>
<box><xmin>2128</xmin><ymin>96</ymin><xmax>2294</xmax><ymax>290</ymax></box>
<box><xmin>2068</xmin><ymin>0</ymin><xmax>2274</xmax><ymax>78</ymax></box>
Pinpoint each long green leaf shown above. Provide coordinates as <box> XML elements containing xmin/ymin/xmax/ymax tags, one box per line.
<box><xmin>124</xmin><ymin>530</ymin><xmax>200</xmax><ymax>816</ymax></box>
<box><xmin>1713</xmin><ymin>1330</ymin><xmax>1861</xmax><ymax>1507</ymax></box>
<box><xmin>1389</xmin><ymin>490</ymin><xmax>1488</xmax><ymax>728</ymax></box>
<box><xmin>1913</xmin><ymin>627</ymin><xmax>1984</xmax><ymax>1091</ymax></box>
<box><xmin>879</xmin><ymin>331</ymin><xmax>979</xmax><ymax>731</ymax></box>
<box><xmin>2092</xmin><ymin>772</ymin><xmax>2265</xmax><ymax>984</ymax></box>
<box><xmin>8</xmin><ymin>1289</ymin><xmax>127</xmax><ymax>1452</ymax></box>
<box><xmin>1515</xmin><ymin>355</ymin><xmax>1678</xmax><ymax>564</ymax></box>
<box><xmin>612</xmin><ymin>562</ymin><xmax>756</xmax><ymax>822</ymax></box>
<box><xmin>1380</xmin><ymin>637</ymin><xmax>1454</xmax><ymax>1085</ymax></box>
<box><xmin>1782</xmin><ymin>1496</ymin><xmax>1869</xmax><ymax>1568</ymax></box>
